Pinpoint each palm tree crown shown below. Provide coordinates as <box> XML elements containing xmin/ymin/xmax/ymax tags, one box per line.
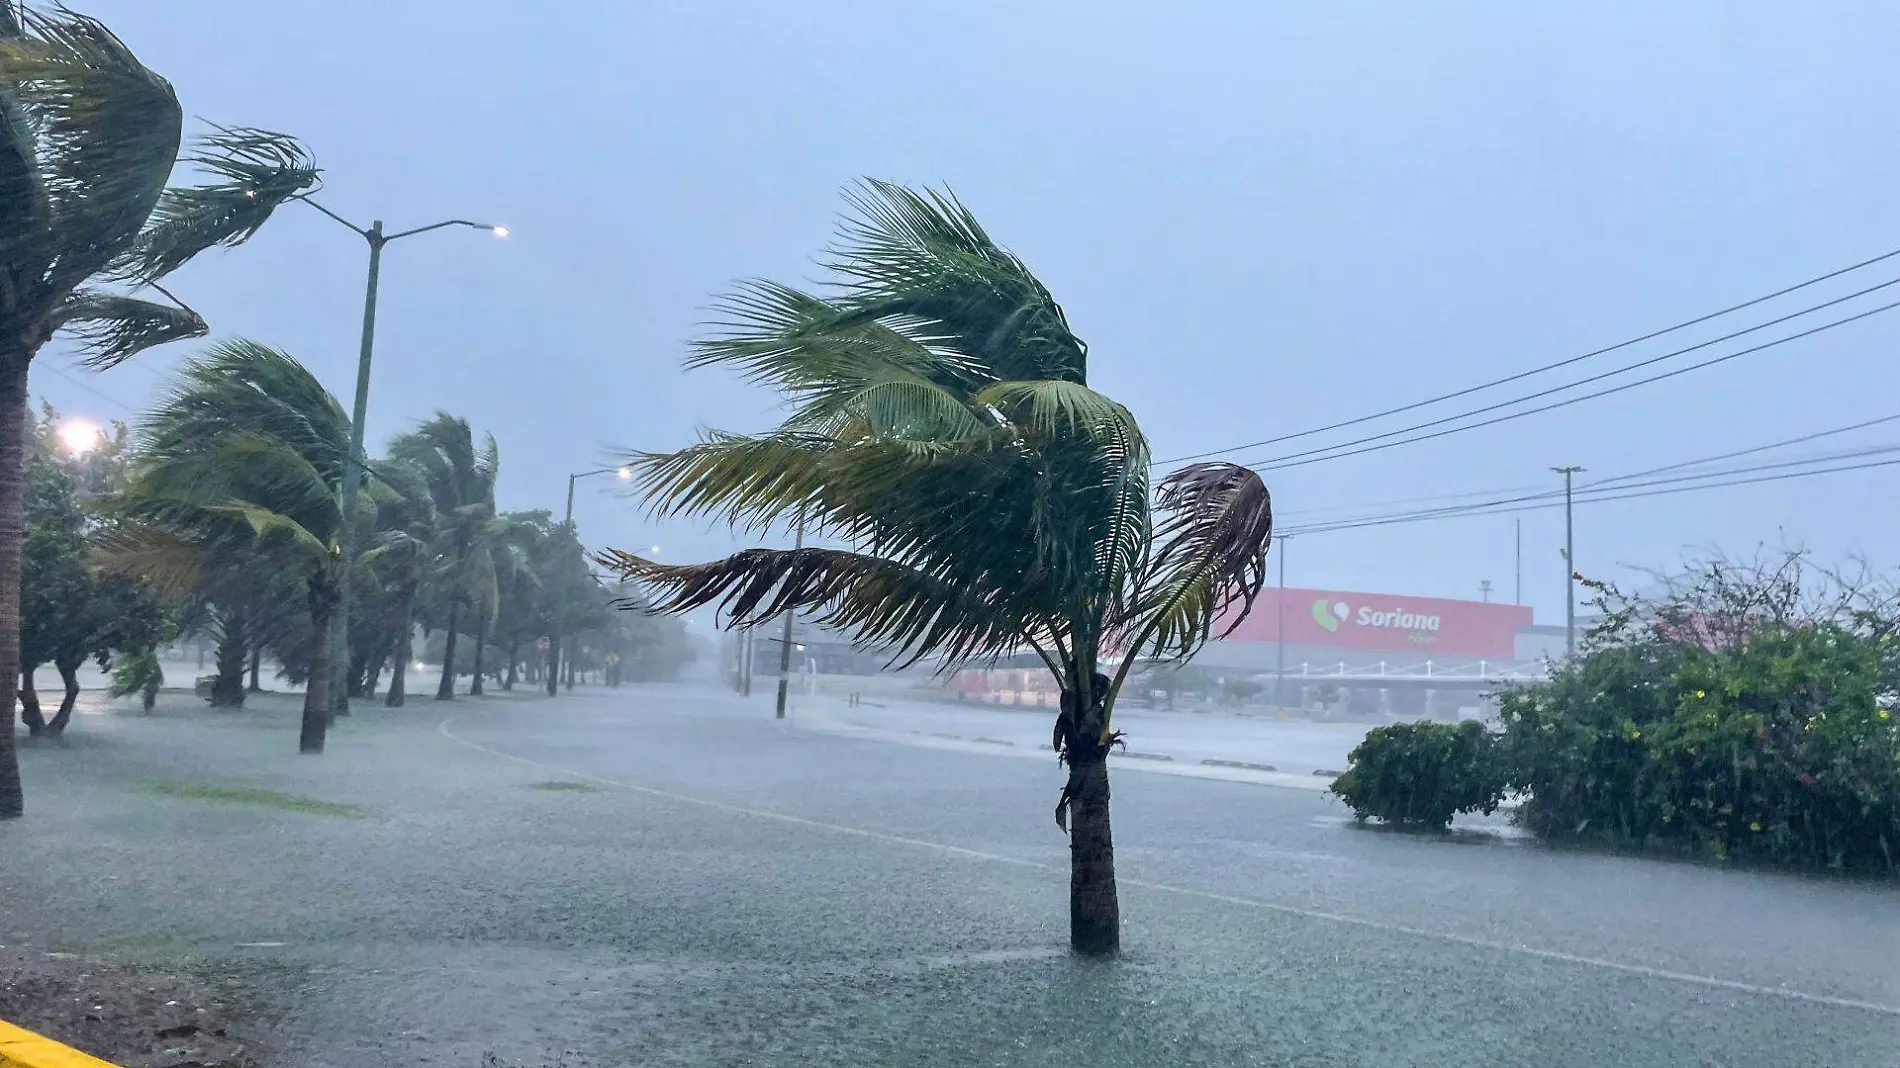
<box><xmin>603</xmin><ymin>181</ymin><xmax>1272</xmax><ymax>713</ymax></box>
<box><xmin>389</xmin><ymin>413</ymin><xmax>500</xmax><ymax>698</ymax></box>
<box><xmin>102</xmin><ymin>340</ymin><xmax>351</xmax><ymax>752</ymax></box>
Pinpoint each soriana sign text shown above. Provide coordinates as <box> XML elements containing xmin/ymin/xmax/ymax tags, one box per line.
<box><xmin>1217</xmin><ymin>587</ymin><xmax>1532</xmax><ymax>659</ymax></box>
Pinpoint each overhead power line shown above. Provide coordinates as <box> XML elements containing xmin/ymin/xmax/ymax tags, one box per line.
<box><xmin>1580</xmin><ymin>411</ymin><xmax>1900</xmax><ymax>489</ymax></box>
<box><xmin>1161</xmin><ymin>243</ymin><xmax>1900</xmax><ymax>466</ymax></box>
<box><xmin>1273</xmin><ymin>411</ymin><xmax>1900</xmax><ymax>525</ymax></box>
<box><xmin>1280</xmin><ymin>449</ymin><xmax>1900</xmax><ymax>538</ymax></box>
<box><xmin>1272</xmin><ymin>481</ymin><xmax>1550</xmax><ymax>524</ymax></box>
<box><xmin>34</xmin><ymin>361</ymin><xmax>132</xmax><ymax>414</ymax></box>
<box><xmin>1249</xmin><ymin>292</ymin><xmax>1900</xmax><ymax>472</ymax></box>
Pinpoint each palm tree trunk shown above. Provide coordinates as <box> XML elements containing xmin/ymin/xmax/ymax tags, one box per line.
<box><xmin>469</xmin><ymin>611</ymin><xmax>488</xmax><ymax>696</ymax></box>
<box><xmin>345</xmin><ymin>648</ymin><xmax>366</xmax><ymax>699</ymax></box>
<box><xmin>385</xmin><ymin>587</ymin><xmax>413</xmax><ymax>708</ymax></box>
<box><xmin>45</xmin><ymin>655</ymin><xmax>81</xmax><ymax>736</ymax></box>
<box><xmin>211</xmin><ymin>607</ymin><xmax>247</xmax><ymax>707</ymax></box>
<box><xmin>246</xmin><ymin>646</ymin><xmax>262</xmax><ymax>692</ymax></box>
<box><xmin>301</xmin><ymin>583</ymin><xmax>337</xmax><ymax>754</ymax></box>
<box><xmin>436</xmin><ymin>600</ymin><xmax>461</xmax><ymax>700</ymax></box>
<box><xmin>18</xmin><ymin>666</ymin><xmax>43</xmax><ymax>736</ymax></box>
<box><xmin>1065</xmin><ymin>745</ymin><xmax>1121</xmax><ymax>956</ymax></box>
<box><xmin>0</xmin><ymin>356</ymin><xmax>31</xmax><ymax>819</ymax></box>
<box><xmin>545</xmin><ymin>631</ymin><xmax>560</xmax><ymax>696</ymax></box>
<box><xmin>1057</xmin><ymin>672</ymin><xmax>1121</xmax><ymax>957</ymax></box>
<box><xmin>504</xmin><ymin>639</ymin><xmax>519</xmax><ymax>690</ymax></box>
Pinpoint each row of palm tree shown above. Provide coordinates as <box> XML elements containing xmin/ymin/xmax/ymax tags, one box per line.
<box><xmin>98</xmin><ymin>340</ymin><xmax>642</xmax><ymax>755</ymax></box>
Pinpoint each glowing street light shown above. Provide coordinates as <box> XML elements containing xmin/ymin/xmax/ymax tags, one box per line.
<box><xmin>57</xmin><ymin>419</ymin><xmax>104</xmax><ymax>457</ymax></box>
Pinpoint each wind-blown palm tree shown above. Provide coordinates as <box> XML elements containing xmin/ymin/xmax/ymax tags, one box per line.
<box><xmin>0</xmin><ymin>5</ymin><xmax>316</xmax><ymax>817</ymax></box>
<box><xmin>101</xmin><ymin>341</ymin><xmax>352</xmax><ymax>754</ymax></box>
<box><xmin>467</xmin><ymin>513</ymin><xmax>540</xmax><ymax>695</ymax></box>
<box><xmin>390</xmin><ymin>414</ymin><xmax>499</xmax><ymax>700</ymax></box>
<box><xmin>599</xmin><ymin>181</ymin><xmax>1274</xmax><ymax>956</ymax></box>
<box><xmin>360</xmin><ymin>458</ymin><xmax>437</xmax><ymax>708</ymax></box>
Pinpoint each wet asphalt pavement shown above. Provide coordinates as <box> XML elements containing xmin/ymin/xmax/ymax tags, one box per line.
<box><xmin>4</xmin><ymin>683</ymin><xmax>1899</xmax><ymax>1067</ymax></box>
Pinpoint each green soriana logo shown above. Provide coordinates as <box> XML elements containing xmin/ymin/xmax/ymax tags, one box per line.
<box><xmin>1311</xmin><ymin>598</ymin><xmax>1350</xmax><ymax>632</ymax></box>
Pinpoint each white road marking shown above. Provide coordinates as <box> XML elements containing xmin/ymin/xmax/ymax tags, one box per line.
<box><xmin>437</xmin><ymin>717</ymin><xmax>1900</xmax><ymax>1018</ymax></box>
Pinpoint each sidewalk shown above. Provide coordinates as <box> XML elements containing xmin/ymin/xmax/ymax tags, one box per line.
<box><xmin>787</xmin><ymin>692</ymin><xmax>1374</xmax><ymax>792</ymax></box>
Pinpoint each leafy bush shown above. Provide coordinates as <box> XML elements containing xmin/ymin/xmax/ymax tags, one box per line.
<box><xmin>108</xmin><ymin>649</ymin><xmax>164</xmax><ymax>712</ymax></box>
<box><xmin>1500</xmin><ymin>553</ymin><xmax>1900</xmax><ymax>871</ymax></box>
<box><xmin>1330</xmin><ymin>719</ymin><xmax>1508</xmax><ymax>828</ymax></box>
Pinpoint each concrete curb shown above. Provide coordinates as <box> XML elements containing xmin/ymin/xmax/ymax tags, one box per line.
<box><xmin>0</xmin><ymin>1020</ymin><xmax>123</xmax><ymax>1068</ymax></box>
<box><xmin>788</xmin><ymin>708</ymin><xmax>1341</xmax><ymax>792</ymax></box>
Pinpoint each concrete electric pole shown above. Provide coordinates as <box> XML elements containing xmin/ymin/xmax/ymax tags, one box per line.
<box><xmin>1552</xmin><ymin>466</ymin><xmax>1585</xmax><ymax>655</ymax></box>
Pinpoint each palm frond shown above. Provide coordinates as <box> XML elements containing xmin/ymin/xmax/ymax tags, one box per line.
<box><xmin>141</xmin><ymin>339</ymin><xmax>350</xmax><ymax>487</ymax></box>
<box><xmin>0</xmin><ymin>5</ymin><xmax>181</xmax><ymax>304</ymax></box>
<box><xmin>92</xmin><ymin>518</ymin><xmax>214</xmax><ymax>594</ymax></box>
<box><xmin>104</xmin><ymin>340</ymin><xmax>351</xmax><ymax>596</ymax></box>
<box><xmin>692</xmin><ymin>279</ymin><xmax>990</xmax><ymax>432</ymax></box>
<box><xmin>972</xmin><ymin>380</ymin><xmax>1142</xmax><ymax>442</ymax></box>
<box><xmin>208</xmin><ymin>498</ymin><xmax>331</xmax><ymax>560</ymax></box>
<box><xmin>1118</xmin><ymin>463</ymin><xmax>1274</xmax><ymax>665</ymax></box>
<box><xmin>0</xmin><ymin>17</ymin><xmax>50</xmax><ymax>298</ymax></box>
<box><xmin>599</xmin><ymin>546</ymin><xmax>1034</xmax><ymax>668</ymax></box>
<box><xmin>48</xmin><ymin>288</ymin><xmax>205</xmax><ymax>366</ymax></box>
<box><xmin>110</xmin><ymin>123</ymin><xmax>317</xmax><ymax>284</ymax></box>
<box><xmin>827</xmin><ymin>179</ymin><xmax>1088</xmax><ymax>384</ymax></box>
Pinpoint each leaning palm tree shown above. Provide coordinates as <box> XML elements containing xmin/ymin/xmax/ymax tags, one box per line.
<box><xmin>101</xmin><ymin>341</ymin><xmax>351</xmax><ymax>754</ymax></box>
<box><xmin>360</xmin><ymin>458</ymin><xmax>437</xmax><ymax>708</ymax></box>
<box><xmin>389</xmin><ymin>414</ymin><xmax>499</xmax><ymax>700</ymax></box>
<box><xmin>599</xmin><ymin>181</ymin><xmax>1273</xmax><ymax>956</ymax></box>
<box><xmin>0</xmin><ymin>5</ymin><xmax>316</xmax><ymax>817</ymax></box>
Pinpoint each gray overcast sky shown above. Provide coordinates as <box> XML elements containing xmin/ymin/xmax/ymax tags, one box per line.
<box><xmin>41</xmin><ymin>1</ymin><xmax>1900</xmax><ymax>629</ymax></box>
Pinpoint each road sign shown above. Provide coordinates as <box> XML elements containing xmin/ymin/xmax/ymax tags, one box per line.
<box><xmin>605</xmin><ymin>653</ymin><xmax>620</xmax><ymax>666</ymax></box>
<box><xmin>535</xmin><ymin>636</ymin><xmax>551</xmax><ymax>651</ymax></box>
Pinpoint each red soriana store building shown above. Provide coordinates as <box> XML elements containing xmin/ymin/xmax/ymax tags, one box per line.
<box><xmin>1199</xmin><ymin>586</ymin><xmax>1538</xmax><ymax>670</ymax></box>
<box><xmin>947</xmin><ymin>586</ymin><xmax>1543</xmax><ymax>714</ymax></box>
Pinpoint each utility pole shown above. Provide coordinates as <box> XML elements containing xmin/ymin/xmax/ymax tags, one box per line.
<box><xmin>1514</xmin><ymin>518</ymin><xmax>1522</xmax><ymax>604</ymax></box>
<box><xmin>549</xmin><ymin>467</ymin><xmax>629</xmax><ymax>696</ymax></box>
<box><xmin>1273</xmin><ymin>536</ymin><xmax>1287</xmax><ymax>710</ymax></box>
<box><xmin>1552</xmin><ymin>466</ymin><xmax>1585</xmax><ymax>655</ymax></box>
<box><xmin>1479</xmin><ymin>579</ymin><xmax>1493</xmax><ymax>603</ymax></box>
<box><xmin>775</xmin><ymin>514</ymin><xmax>805</xmax><ymax>719</ymax></box>
<box><xmin>741</xmin><ymin>627</ymin><xmax>753</xmax><ymax>696</ymax></box>
<box><xmin>296</xmin><ymin>199</ymin><xmax>505</xmax><ymax>726</ymax></box>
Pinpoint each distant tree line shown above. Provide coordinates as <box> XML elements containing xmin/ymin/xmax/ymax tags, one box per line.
<box><xmin>16</xmin><ymin>344</ymin><xmax>692</xmax><ymax>754</ymax></box>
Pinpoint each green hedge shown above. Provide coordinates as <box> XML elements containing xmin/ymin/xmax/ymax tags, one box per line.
<box><xmin>1329</xmin><ymin>719</ymin><xmax>1508</xmax><ymax>829</ymax></box>
<box><xmin>1331</xmin><ymin>557</ymin><xmax>1900</xmax><ymax>872</ymax></box>
<box><xmin>1502</xmin><ymin>621</ymin><xmax>1899</xmax><ymax>870</ymax></box>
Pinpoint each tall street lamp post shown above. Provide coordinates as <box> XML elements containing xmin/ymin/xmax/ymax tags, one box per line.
<box><xmin>549</xmin><ymin>467</ymin><xmax>630</xmax><ymax>696</ymax></box>
<box><xmin>299</xmin><ymin>197</ymin><xmax>507</xmax><ymax>718</ymax></box>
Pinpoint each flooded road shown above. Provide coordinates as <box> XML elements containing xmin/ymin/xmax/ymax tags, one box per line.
<box><xmin>5</xmin><ymin>685</ymin><xmax>1897</xmax><ymax>1066</ymax></box>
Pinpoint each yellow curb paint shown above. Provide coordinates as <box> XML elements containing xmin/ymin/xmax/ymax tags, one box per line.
<box><xmin>0</xmin><ymin>1020</ymin><xmax>125</xmax><ymax>1068</ymax></box>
